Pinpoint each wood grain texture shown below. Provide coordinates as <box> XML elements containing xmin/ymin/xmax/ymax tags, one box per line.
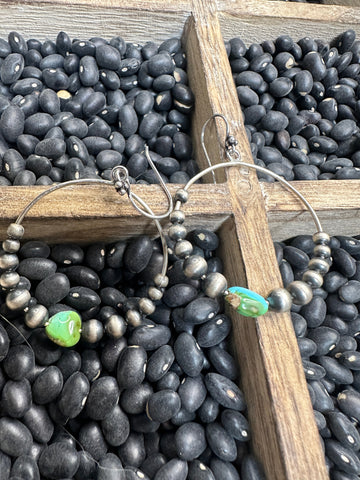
<box><xmin>262</xmin><ymin>181</ymin><xmax>360</xmax><ymax>240</ymax></box>
<box><xmin>0</xmin><ymin>184</ymin><xmax>231</xmax><ymax>243</ymax></box>
<box><xmin>0</xmin><ymin>0</ymin><xmax>190</xmax><ymax>42</ymax></box>
<box><xmin>217</xmin><ymin>0</ymin><xmax>360</xmax><ymax>43</ymax></box>
<box><xmin>189</xmin><ymin>2</ymin><xmax>329</xmax><ymax>479</ymax></box>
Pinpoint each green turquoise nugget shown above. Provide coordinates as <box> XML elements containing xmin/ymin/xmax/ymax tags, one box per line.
<box><xmin>45</xmin><ymin>311</ymin><xmax>82</xmax><ymax>347</ymax></box>
<box><xmin>225</xmin><ymin>286</ymin><xmax>268</xmax><ymax>317</ymax></box>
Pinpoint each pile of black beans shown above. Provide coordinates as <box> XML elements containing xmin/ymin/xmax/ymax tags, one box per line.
<box><xmin>0</xmin><ymin>31</ymin><xmax>195</xmax><ymax>186</ymax></box>
<box><xmin>0</xmin><ymin>230</ymin><xmax>265</xmax><ymax>480</ymax></box>
<box><xmin>226</xmin><ymin>30</ymin><xmax>360</xmax><ymax>181</ymax></box>
<box><xmin>276</xmin><ymin>233</ymin><xmax>360</xmax><ymax>478</ymax></box>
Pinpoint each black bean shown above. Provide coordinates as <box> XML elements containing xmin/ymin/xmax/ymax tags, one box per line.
<box><xmin>1</xmin><ymin>378</ymin><xmax>32</xmax><ymax>418</ymax></box>
<box><xmin>42</xmin><ymin>68</ymin><xmax>70</xmax><ymax>91</ymax></box>
<box><xmin>210</xmin><ymin>458</ymin><xmax>239</xmax><ymax>480</ymax></box>
<box><xmin>318</xmin><ymin>356</ymin><xmax>353</xmax><ymax>385</ymax></box>
<box><xmin>82</xmin><ymin>91</ymin><xmax>106</xmax><ymax>117</ymax></box>
<box><xmin>0</xmin><ymin>105</ymin><xmax>24</xmax><ymax>143</ymax></box>
<box><xmin>340</xmin><ymin>351</ymin><xmax>360</xmax><ymax>371</ymax></box>
<box><xmin>22</xmin><ymin>404</ymin><xmax>54</xmax><ymax>443</ymax></box>
<box><xmin>300</xmin><ymin>296</ymin><xmax>327</xmax><ymax>328</ymax></box>
<box><xmin>146</xmin><ymin>345</ymin><xmax>174</xmax><ymax>382</ymax></box>
<box><xmin>11</xmin><ymin>455</ymin><xmax>40</xmax><ymax>480</ymax></box>
<box><xmin>3</xmin><ymin>344</ymin><xmax>34</xmax><ymax>380</ymax></box>
<box><xmin>120</xmin><ymin>383</ymin><xmax>153</xmax><ymax>415</ymax></box>
<box><xmin>327</xmin><ymin>411</ymin><xmax>360</xmax><ymax>451</ymax></box>
<box><xmin>32</xmin><ymin>366</ymin><xmax>63</xmax><ymax>405</ymax></box>
<box><xmin>0</xmin><ymin>53</ymin><xmax>24</xmax><ymax>84</ymax></box>
<box><xmin>0</xmin><ymin>417</ymin><xmax>32</xmax><ymax>457</ymax></box>
<box><xmin>298</xmin><ymin>337</ymin><xmax>317</xmax><ymax>358</ymax></box>
<box><xmin>117</xmin><ymin>346</ymin><xmax>147</xmax><ymax>389</ymax></box>
<box><xmin>38</xmin><ymin>442</ymin><xmax>80</xmax><ymax>479</ymax></box>
<box><xmin>206</xmin><ymin>422</ymin><xmax>237</xmax><ymax>462</ymax></box>
<box><xmin>205</xmin><ymin>373</ymin><xmax>245</xmax><ymax>411</ymax></box>
<box><xmin>97</xmin><ymin>453</ymin><xmax>124</xmax><ymax>480</ymax></box>
<box><xmin>325</xmin><ymin>439</ymin><xmax>360</xmax><ymax>475</ymax></box>
<box><xmin>154</xmin><ymin>459</ymin><xmax>188</xmax><ymax>480</ymax></box>
<box><xmin>178</xmin><ymin>375</ymin><xmax>207</xmax><ymax>413</ymax></box>
<box><xmin>208</xmin><ymin>346</ymin><xmax>238</xmax><ymax>380</ymax></box>
<box><xmin>309</xmin><ymin>380</ymin><xmax>333</xmax><ymax>413</ymax></box>
<box><xmin>101</xmin><ymin>336</ymin><xmax>126</xmax><ymax>373</ymax></box>
<box><xmin>174</xmin><ymin>332</ymin><xmax>204</xmax><ymax>377</ymax></box>
<box><xmin>327</xmin><ymin>294</ymin><xmax>358</xmax><ymax>321</ymax></box>
<box><xmin>303</xmin><ymin>360</ymin><xmax>326</xmax><ymax>381</ymax></box>
<box><xmin>35</xmin><ymin>273</ymin><xmax>70</xmax><ymax>307</ymax></box>
<box><xmin>17</xmin><ymin>134</ymin><xmax>39</xmax><ymax>156</ymax></box>
<box><xmin>58</xmin><ymin>371</ymin><xmax>90</xmax><ymax>418</ymax></box>
<box><xmin>174</xmin><ymin>422</ymin><xmax>206</xmax><ymax>461</ymax></box>
<box><xmin>307</xmin><ymin>327</ymin><xmax>340</xmax><ymax>356</ymax></box>
<box><xmin>79</xmin><ymin>55</ymin><xmax>99</xmax><ymax>86</ymax></box>
<box><xmin>65</xmin><ymin>286</ymin><xmax>101</xmax><ymax>310</ymax></box>
<box><xmin>85</xmin><ymin>376</ymin><xmax>119</xmax><ymax>420</ymax></box>
<box><xmin>118</xmin><ymin>432</ymin><xmax>145</xmax><ymax>467</ymax></box>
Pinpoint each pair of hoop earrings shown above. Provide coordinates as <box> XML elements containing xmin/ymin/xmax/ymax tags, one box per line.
<box><xmin>0</xmin><ymin>114</ymin><xmax>331</xmax><ymax>347</ymax></box>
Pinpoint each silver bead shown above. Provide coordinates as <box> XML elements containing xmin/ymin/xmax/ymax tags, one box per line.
<box><xmin>2</xmin><ymin>239</ymin><xmax>20</xmax><ymax>253</ymax></box>
<box><xmin>202</xmin><ymin>272</ymin><xmax>227</xmax><ymax>298</ymax></box>
<box><xmin>139</xmin><ymin>297</ymin><xmax>155</xmax><ymax>315</ymax></box>
<box><xmin>7</xmin><ymin>223</ymin><xmax>24</xmax><ymax>240</ymax></box>
<box><xmin>287</xmin><ymin>281</ymin><xmax>313</xmax><ymax>306</ymax></box>
<box><xmin>105</xmin><ymin>314</ymin><xmax>127</xmax><ymax>338</ymax></box>
<box><xmin>174</xmin><ymin>240</ymin><xmax>193</xmax><ymax>258</ymax></box>
<box><xmin>168</xmin><ymin>224</ymin><xmax>187</xmax><ymax>241</ymax></box>
<box><xmin>126</xmin><ymin>309</ymin><xmax>142</xmax><ymax>327</ymax></box>
<box><xmin>6</xmin><ymin>288</ymin><xmax>31</xmax><ymax>310</ymax></box>
<box><xmin>0</xmin><ymin>271</ymin><xmax>20</xmax><ymax>289</ymax></box>
<box><xmin>313</xmin><ymin>244</ymin><xmax>331</xmax><ymax>258</ymax></box>
<box><xmin>169</xmin><ymin>210</ymin><xmax>185</xmax><ymax>224</ymax></box>
<box><xmin>154</xmin><ymin>274</ymin><xmax>169</xmax><ymax>288</ymax></box>
<box><xmin>313</xmin><ymin>231</ymin><xmax>330</xmax><ymax>245</ymax></box>
<box><xmin>81</xmin><ymin>319</ymin><xmax>104</xmax><ymax>343</ymax></box>
<box><xmin>174</xmin><ymin>188</ymin><xmax>188</xmax><ymax>204</ymax></box>
<box><xmin>148</xmin><ymin>286</ymin><xmax>163</xmax><ymax>301</ymax></box>
<box><xmin>308</xmin><ymin>257</ymin><xmax>330</xmax><ymax>275</ymax></box>
<box><xmin>25</xmin><ymin>304</ymin><xmax>49</xmax><ymax>329</ymax></box>
<box><xmin>267</xmin><ymin>287</ymin><xmax>292</xmax><ymax>312</ymax></box>
<box><xmin>302</xmin><ymin>270</ymin><xmax>323</xmax><ymax>288</ymax></box>
<box><xmin>0</xmin><ymin>253</ymin><xmax>19</xmax><ymax>270</ymax></box>
<box><xmin>183</xmin><ymin>255</ymin><xmax>208</xmax><ymax>279</ymax></box>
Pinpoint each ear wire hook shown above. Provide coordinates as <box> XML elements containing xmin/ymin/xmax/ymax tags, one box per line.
<box><xmin>201</xmin><ymin>113</ymin><xmax>241</xmax><ymax>184</ymax></box>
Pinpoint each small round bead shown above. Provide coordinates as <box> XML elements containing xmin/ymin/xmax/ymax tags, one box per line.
<box><xmin>0</xmin><ymin>253</ymin><xmax>19</xmax><ymax>270</ymax></box>
<box><xmin>308</xmin><ymin>257</ymin><xmax>330</xmax><ymax>275</ymax></box>
<box><xmin>174</xmin><ymin>188</ymin><xmax>189</xmax><ymax>204</ymax></box>
<box><xmin>183</xmin><ymin>255</ymin><xmax>208</xmax><ymax>279</ymax></box>
<box><xmin>286</xmin><ymin>281</ymin><xmax>313</xmax><ymax>306</ymax></box>
<box><xmin>312</xmin><ymin>231</ymin><xmax>330</xmax><ymax>245</ymax></box>
<box><xmin>139</xmin><ymin>297</ymin><xmax>156</xmax><ymax>315</ymax></box>
<box><xmin>168</xmin><ymin>224</ymin><xmax>187</xmax><ymax>241</ymax></box>
<box><xmin>25</xmin><ymin>304</ymin><xmax>49</xmax><ymax>329</ymax></box>
<box><xmin>0</xmin><ymin>271</ymin><xmax>20</xmax><ymax>289</ymax></box>
<box><xmin>7</xmin><ymin>223</ymin><xmax>24</xmax><ymax>240</ymax></box>
<box><xmin>81</xmin><ymin>319</ymin><xmax>104</xmax><ymax>343</ymax></box>
<box><xmin>105</xmin><ymin>314</ymin><xmax>127</xmax><ymax>338</ymax></box>
<box><xmin>169</xmin><ymin>210</ymin><xmax>185</xmax><ymax>224</ymax></box>
<box><xmin>148</xmin><ymin>286</ymin><xmax>163</xmax><ymax>301</ymax></box>
<box><xmin>266</xmin><ymin>288</ymin><xmax>292</xmax><ymax>312</ymax></box>
<box><xmin>302</xmin><ymin>270</ymin><xmax>324</xmax><ymax>288</ymax></box>
<box><xmin>126</xmin><ymin>309</ymin><xmax>142</xmax><ymax>327</ymax></box>
<box><xmin>313</xmin><ymin>244</ymin><xmax>331</xmax><ymax>258</ymax></box>
<box><xmin>154</xmin><ymin>274</ymin><xmax>169</xmax><ymax>288</ymax></box>
<box><xmin>202</xmin><ymin>272</ymin><xmax>227</xmax><ymax>298</ymax></box>
<box><xmin>2</xmin><ymin>239</ymin><xmax>20</xmax><ymax>253</ymax></box>
<box><xmin>6</xmin><ymin>288</ymin><xmax>31</xmax><ymax>310</ymax></box>
<box><xmin>174</xmin><ymin>240</ymin><xmax>193</xmax><ymax>258</ymax></box>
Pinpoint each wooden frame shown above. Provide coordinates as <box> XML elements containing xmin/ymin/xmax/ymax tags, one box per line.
<box><xmin>1</xmin><ymin>0</ymin><xmax>360</xmax><ymax>479</ymax></box>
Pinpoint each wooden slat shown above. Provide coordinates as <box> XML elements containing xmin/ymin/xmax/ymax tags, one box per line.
<box><xmin>0</xmin><ymin>0</ymin><xmax>191</xmax><ymax>43</ymax></box>
<box><xmin>188</xmin><ymin>2</ymin><xmax>329</xmax><ymax>479</ymax></box>
<box><xmin>262</xmin><ymin>180</ymin><xmax>360</xmax><ymax>240</ymax></box>
<box><xmin>217</xmin><ymin>0</ymin><xmax>360</xmax><ymax>43</ymax></box>
<box><xmin>0</xmin><ymin>184</ymin><xmax>231</xmax><ymax>243</ymax></box>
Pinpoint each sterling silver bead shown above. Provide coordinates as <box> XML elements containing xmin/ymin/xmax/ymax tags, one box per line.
<box><xmin>0</xmin><ymin>253</ymin><xmax>19</xmax><ymax>270</ymax></box>
<box><xmin>174</xmin><ymin>189</ymin><xmax>189</xmax><ymax>204</ymax></box>
<box><xmin>126</xmin><ymin>309</ymin><xmax>142</xmax><ymax>327</ymax></box>
<box><xmin>169</xmin><ymin>210</ymin><xmax>185</xmax><ymax>224</ymax></box>
<box><xmin>139</xmin><ymin>297</ymin><xmax>156</xmax><ymax>315</ymax></box>
<box><xmin>266</xmin><ymin>287</ymin><xmax>292</xmax><ymax>312</ymax></box>
<box><xmin>7</xmin><ymin>223</ymin><xmax>24</xmax><ymax>240</ymax></box>
<box><xmin>154</xmin><ymin>274</ymin><xmax>169</xmax><ymax>288</ymax></box>
<box><xmin>313</xmin><ymin>244</ymin><xmax>331</xmax><ymax>258</ymax></box>
<box><xmin>168</xmin><ymin>224</ymin><xmax>187</xmax><ymax>241</ymax></box>
<box><xmin>6</xmin><ymin>288</ymin><xmax>31</xmax><ymax>310</ymax></box>
<box><xmin>202</xmin><ymin>272</ymin><xmax>227</xmax><ymax>298</ymax></box>
<box><xmin>287</xmin><ymin>281</ymin><xmax>313</xmax><ymax>306</ymax></box>
<box><xmin>302</xmin><ymin>270</ymin><xmax>324</xmax><ymax>288</ymax></box>
<box><xmin>183</xmin><ymin>255</ymin><xmax>208</xmax><ymax>279</ymax></box>
<box><xmin>174</xmin><ymin>240</ymin><xmax>193</xmax><ymax>258</ymax></box>
<box><xmin>0</xmin><ymin>271</ymin><xmax>20</xmax><ymax>289</ymax></box>
<box><xmin>81</xmin><ymin>319</ymin><xmax>104</xmax><ymax>343</ymax></box>
<box><xmin>308</xmin><ymin>257</ymin><xmax>330</xmax><ymax>275</ymax></box>
<box><xmin>313</xmin><ymin>232</ymin><xmax>330</xmax><ymax>245</ymax></box>
<box><xmin>25</xmin><ymin>304</ymin><xmax>49</xmax><ymax>329</ymax></box>
<box><xmin>2</xmin><ymin>239</ymin><xmax>20</xmax><ymax>253</ymax></box>
<box><xmin>148</xmin><ymin>286</ymin><xmax>163</xmax><ymax>301</ymax></box>
<box><xmin>105</xmin><ymin>314</ymin><xmax>127</xmax><ymax>338</ymax></box>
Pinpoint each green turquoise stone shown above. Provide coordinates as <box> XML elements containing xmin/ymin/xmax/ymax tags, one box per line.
<box><xmin>225</xmin><ymin>286</ymin><xmax>268</xmax><ymax>317</ymax></box>
<box><xmin>45</xmin><ymin>311</ymin><xmax>82</xmax><ymax>347</ymax></box>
